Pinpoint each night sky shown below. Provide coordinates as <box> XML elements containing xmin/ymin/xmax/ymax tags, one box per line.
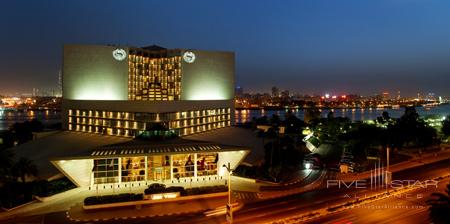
<box><xmin>2</xmin><ymin>0</ymin><xmax>450</xmax><ymax>97</ymax></box>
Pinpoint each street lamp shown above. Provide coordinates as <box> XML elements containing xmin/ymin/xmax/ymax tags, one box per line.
<box><xmin>304</xmin><ymin>162</ymin><xmax>312</xmax><ymax>170</ymax></box>
<box><xmin>385</xmin><ymin>147</ymin><xmax>392</xmax><ymax>193</ymax></box>
<box><xmin>223</xmin><ymin>162</ymin><xmax>233</xmax><ymax>224</ymax></box>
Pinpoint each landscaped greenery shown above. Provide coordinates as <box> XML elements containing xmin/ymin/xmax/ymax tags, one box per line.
<box><xmin>338</xmin><ymin>107</ymin><xmax>438</xmax><ymax>167</ymax></box>
<box><xmin>83</xmin><ymin>184</ymin><xmax>228</xmax><ymax>206</ymax></box>
<box><xmin>84</xmin><ymin>193</ymin><xmax>144</xmax><ymax>206</ymax></box>
<box><xmin>0</xmin><ymin>120</ymin><xmax>72</xmax><ymax>209</ymax></box>
<box><xmin>33</xmin><ymin>177</ymin><xmax>76</xmax><ymax>197</ymax></box>
<box><xmin>0</xmin><ymin>177</ymin><xmax>76</xmax><ymax>209</ymax></box>
<box><xmin>243</xmin><ymin>106</ymin><xmax>444</xmax><ymax>182</ymax></box>
<box><xmin>144</xmin><ymin>183</ymin><xmax>185</xmax><ymax>195</ymax></box>
<box><xmin>442</xmin><ymin>115</ymin><xmax>450</xmax><ymax>137</ymax></box>
<box><xmin>144</xmin><ymin>183</ymin><xmax>227</xmax><ymax>196</ymax></box>
<box><xmin>184</xmin><ymin>185</ymin><xmax>228</xmax><ymax>196</ymax></box>
<box><xmin>0</xmin><ymin>150</ymin><xmax>39</xmax><ymax>209</ymax></box>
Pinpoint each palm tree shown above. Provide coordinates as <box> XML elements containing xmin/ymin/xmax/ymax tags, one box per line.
<box><xmin>11</xmin><ymin>157</ymin><xmax>38</xmax><ymax>183</ymax></box>
<box><xmin>442</xmin><ymin>115</ymin><xmax>450</xmax><ymax>137</ymax></box>
<box><xmin>0</xmin><ymin>148</ymin><xmax>14</xmax><ymax>182</ymax></box>
<box><xmin>0</xmin><ymin>148</ymin><xmax>14</xmax><ymax>170</ymax></box>
<box><xmin>427</xmin><ymin>183</ymin><xmax>450</xmax><ymax>224</ymax></box>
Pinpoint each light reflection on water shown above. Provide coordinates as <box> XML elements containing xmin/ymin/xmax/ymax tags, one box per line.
<box><xmin>235</xmin><ymin>104</ymin><xmax>450</xmax><ymax>123</ymax></box>
<box><xmin>0</xmin><ymin>110</ymin><xmax>61</xmax><ymax>130</ymax></box>
<box><xmin>1</xmin><ymin>105</ymin><xmax>449</xmax><ymax>130</ymax></box>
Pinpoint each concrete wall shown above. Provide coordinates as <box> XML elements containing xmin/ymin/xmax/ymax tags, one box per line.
<box><xmin>181</xmin><ymin>50</ymin><xmax>234</xmax><ymax>101</ymax></box>
<box><xmin>217</xmin><ymin>150</ymin><xmax>249</xmax><ymax>177</ymax></box>
<box><xmin>63</xmin><ymin>45</ymin><xmax>129</xmax><ymax>101</ymax></box>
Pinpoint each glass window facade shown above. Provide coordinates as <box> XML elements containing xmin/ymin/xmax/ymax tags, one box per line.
<box><xmin>197</xmin><ymin>153</ymin><xmax>218</xmax><ymax>176</ymax></box>
<box><xmin>121</xmin><ymin>157</ymin><xmax>146</xmax><ymax>182</ymax></box>
<box><xmin>172</xmin><ymin>154</ymin><xmax>195</xmax><ymax>179</ymax></box>
<box><xmin>128</xmin><ymin>49</ymin><xmax>182</xmax><ymax>101</ymax></box>
<box><xmin>68</xmin><ymin>108</ymin><xmax>231</xmax><ymax>137</ymax></box>
<box><xmin>93</xmin><ymin>158</ymin><xmax>119</xmax><ymax>184</ymax></box>
<box><xmin>91</xmin><ymin>153</ymin><xmax>220</xmax><ymax>185</ymax></box>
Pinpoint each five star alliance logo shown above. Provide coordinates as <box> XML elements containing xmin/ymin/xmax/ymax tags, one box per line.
<box><xmin>326</xmin><ymin>161</ymin><xmax>437</xmax><ymax>190</ymax></box>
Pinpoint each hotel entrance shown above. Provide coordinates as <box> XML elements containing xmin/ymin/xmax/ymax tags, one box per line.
<box><xmin>148</xmin><ymin>155</ymin><xmax>171</xmax><ymax>181</ymax></box>
<box><xmin>152</xmin><ymin>167</ymin><xmax>165</xmax><ymax>181</ymax></box>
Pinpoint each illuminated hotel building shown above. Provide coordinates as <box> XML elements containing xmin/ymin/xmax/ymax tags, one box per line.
<box><xmin>51</xmin><ymin>44</ymin><xmax>249</xmax><ymax>189</ymax></box>
<box><xmin>62</xmin><ymin>44</ymin><xmax>235</xmax><ymax>137</ymax></box>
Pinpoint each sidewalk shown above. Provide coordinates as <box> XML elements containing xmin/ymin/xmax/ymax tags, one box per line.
<box><xmin>337</xmin><ymin>148</ymin><xmax>450</xmax><ymax>182</ymax></box>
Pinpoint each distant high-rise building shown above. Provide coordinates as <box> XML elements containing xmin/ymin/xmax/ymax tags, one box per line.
<box><xmin>281</xmin><ymin>90</ymin><xmax>290</xmax><ymax>99</ymax></box>
<box><xmin>426</xmin><ymin>93</ymin><xmax>436</xmax><ymax>101</ymax></box>
<box><xmin>58</xmin><ymin>70</ymin><xmax>63</xmax><ymax>97</ymax></box>
<box><xmin>32</xmin><ymin>88</ymin><xmax>39</xmax><ymax>97</ymax></box>
<box><xmin>235</xmin><ymin>86</ymin><xmax>244</xmax><ymax>97</ymax></box>
<box><xmin>271</xmin><ymin>86</ymin><xmax>279</xmax><ymax>98</ymax></box>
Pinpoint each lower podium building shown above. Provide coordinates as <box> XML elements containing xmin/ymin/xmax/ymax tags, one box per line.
<box><xmin>51</xmin><ymin>138</ymin><xmax>249</xmax><ymax>188</ymax></box>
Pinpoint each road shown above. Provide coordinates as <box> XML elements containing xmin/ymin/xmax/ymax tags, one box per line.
<box><xmin>304</xmin><ymin>178</ymin><xmax>448</xmax><ymax>224</ymax></box>
<box><xmin>3</xmin><ymin>158</ymin><xmax>449</xmax><ymax>224</ymax></box>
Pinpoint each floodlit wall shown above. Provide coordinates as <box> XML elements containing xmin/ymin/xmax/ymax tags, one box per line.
<box><xmin>52</xmin><ymin>159</ymin><xmax>93</xmax><ymax>187</ymax></box>
<box><xmin>63</xmin><ymin>45</ymin><xmax>129</xmax><ymax>100</ymax></box>
<box><xmin>217</xmin><ymin>150</ymin><xmax>249</xmax><ymax>176</ymax></box>
<box><xmin>181</xmin><ymin>51</ymin><xmax>234</xmax><ymax>101</ymax></box>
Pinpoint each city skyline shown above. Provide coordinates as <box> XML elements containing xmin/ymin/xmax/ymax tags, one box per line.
<box><xmin>1</xmin><ymin>2</ymin><xmax>450</xmax><ymax>223</ymax></box>
<box><xmin>2</xmin><ymin>0</ymin><xmax>450</xmax><ymax>96</ymax></box>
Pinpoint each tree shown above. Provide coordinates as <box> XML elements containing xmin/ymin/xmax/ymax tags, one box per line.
<box><xmin>28</xmin><ymin>119</ymin><xmax>44</xmax><ymax>132</ymax></box>
<box><xmin>284</xmin><ymin>113</ymin><xmax>305</xmax><ymax>134</ymax></box>
<box><xmin>11</xmin><ymin>157</ymin><xmax>38</xmax><ymax>183</ymax></box>
<box><xmin>416</xmin><ymin>122</ymin><xmax>437</xmax><ymax>150</ymax></box>
<box><xmin>327</xmin><ymin>111</ymin><xmax>334</xmax><ymax>120</ymax></box>
<box><xmin>389</xmin><ymin>106</ymin><xmax>437</xmax><ymax>150</ymax></box>
<box><xmin>268</xmin><ymin>165</ymin><xmax>282</xmax><ymax>183</ymax></box>
<box><xmin>270</xmin><ymin>114</ymin><xmax>281</xmax><ymax>126</ymax></box>
<box><xmin>0</xmin><ymin>131</ymin><xmax>15</xmax><ymax>150</ymax></box>
<box><xmin>376</xmin><ymin>111</ymin><xmax>393</xmax><ymax>127</ymax></box>
<box><xmin>0</xmin><ymin>148</ymin><xmax>14</xmax><ymax>183</ymax></box>
<box><xmin>442</xmin><ymin>115</ymin><xmax>450</xmax><ymax>136</ymax></box>
<box><xmin>382</xmin><ymin>111</ymin><xmax>390</xmax><ymax>121</ymax></box>
<box><xmin>339</xmin><ymin>122</ymin><xmax>384</xmax><ymax>161</ymax></box>
<box><xmin>253</xmin><ymin>116</ymin><xmax>269</xmax><ymax>126</ymax></box>
<box><xmin>427</xmin><ymin>183</ymin><xmax>450</xmax><ymax>224</ymax></box>
<box><xmin>304</xmin><ymin>106</ymin><xmax>321</xmax><ymax>123</ymax></box>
